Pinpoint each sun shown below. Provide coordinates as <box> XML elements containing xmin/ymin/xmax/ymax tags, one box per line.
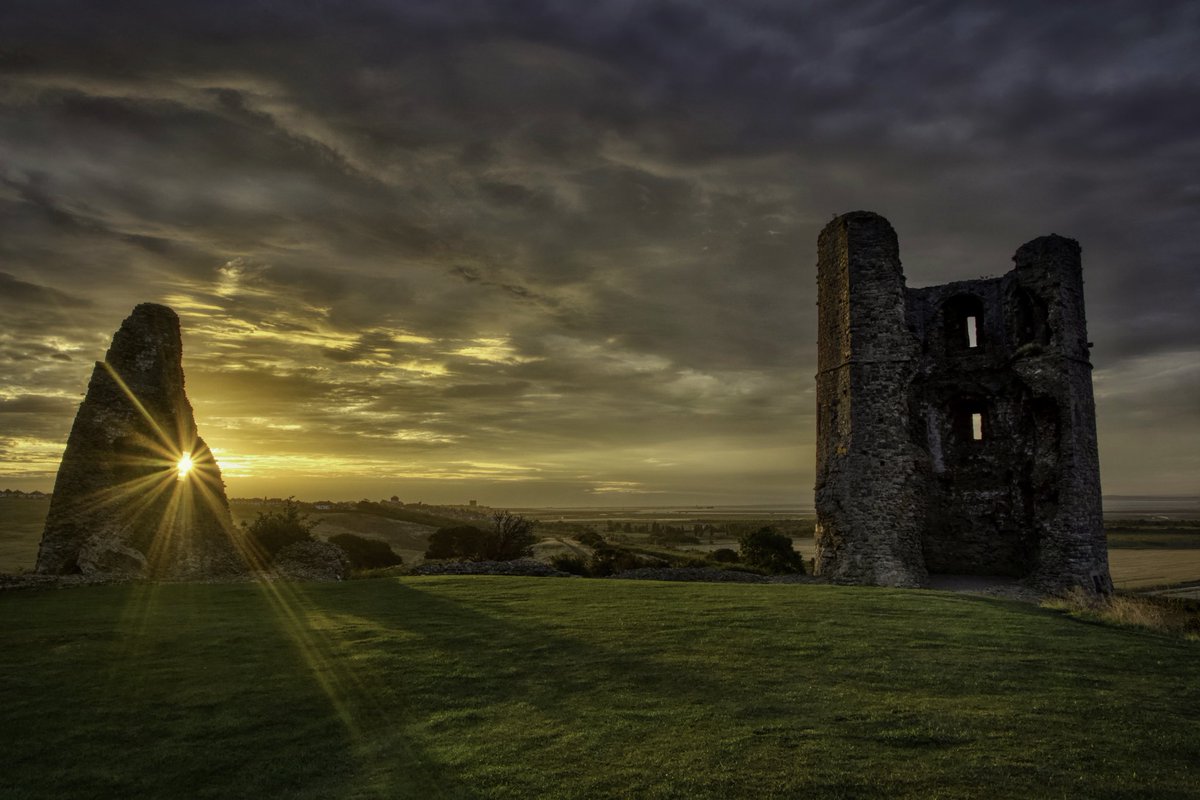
<box><xmin>176</xmin><ymin>453</ymin><xmax>194</xmax><ymax>480</ymax></box>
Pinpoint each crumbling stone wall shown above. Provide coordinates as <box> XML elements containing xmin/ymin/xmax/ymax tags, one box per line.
<box><xmin>814</xmin><ymin>212</ymin><xmax>1111</xmax><ymax>594</ymax></box>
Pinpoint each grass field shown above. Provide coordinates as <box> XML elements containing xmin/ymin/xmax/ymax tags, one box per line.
<box><xmin>0</xmin><ymin>498</ymin><xmax>49</xmax><ymax>572</ymax></box>
<box><xmin>1108</xmin><ymin>549</ymin><xmax>1200</xmax><ymax>590</ymax></box>
<box><xmin>2</xmin><ymin>577</ymin><xmax>1199</xmax><ymax>799</ymax></box>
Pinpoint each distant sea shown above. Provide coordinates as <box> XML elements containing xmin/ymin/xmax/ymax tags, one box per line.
<box><xmin>517</xmin><ymin>496</ymin><xmax>1200</xmax><ymax>521</ymax></box>
<box><xmin>1101</xmin><ymin>495</ymin><xmax>1200</xmax><ymax>519</ymax></box>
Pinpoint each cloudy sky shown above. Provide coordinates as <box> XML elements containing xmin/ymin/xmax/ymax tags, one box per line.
<box><xmin>1</xmin><ymin>1</ymin><xmax>1197</xmax><ymax>505</ymax></box>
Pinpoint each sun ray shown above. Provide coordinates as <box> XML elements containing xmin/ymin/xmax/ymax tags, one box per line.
<box><xmin>95</xmin><ymin>363</ymin><xmax>373</xmax><ymax>739</ymax></box>
<box><xmin>100</xmin><ymin>361</ymin><xmax>182</xmax><ymax>456</ymax></box>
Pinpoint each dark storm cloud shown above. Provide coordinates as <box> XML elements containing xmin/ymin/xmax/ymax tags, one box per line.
<box><xmin>0</xmin><ymin>272</ymin><xmax>91</xmax><ymax>310</ymax></box>
<box><xmin>1</xmin><ymin>1</ymin><xmax>1197</xmax><ymax>498</ymax></box>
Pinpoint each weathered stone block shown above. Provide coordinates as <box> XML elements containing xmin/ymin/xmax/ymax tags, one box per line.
<box><xmin>36</xmin><ymin>303</ymin><xmax>247</xmax><ymax>579</ymax></box>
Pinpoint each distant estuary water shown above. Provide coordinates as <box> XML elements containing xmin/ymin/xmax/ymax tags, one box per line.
<box><xmin>1102</xmin><ymin>496</ymin><xmax>1200</xmax><ymax>519</ymax></box>
<box><xmin>515</xmin><ymin>497</ymin><xmax>1200</xmax><ymax>523</ymax></box>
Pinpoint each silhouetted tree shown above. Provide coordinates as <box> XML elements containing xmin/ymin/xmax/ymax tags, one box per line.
<box><xmin>738</xmin><ymin>527</ymin><xmax>804</xmax><ymax>574</ymax></box>
<box><xmin>487</xmin><ymin>511</ymin><xmax>538</xmax><ymax>560</ymax></box>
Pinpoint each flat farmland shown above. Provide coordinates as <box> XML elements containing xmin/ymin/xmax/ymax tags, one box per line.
<box><xmin>4</xmin><ymin>497</ymin><xmax>1200</xmax><ymax>590</ymax></box>
<box><xmin>1108</xmin><ymin>549</ymin><xmax>1200</xmax><ymax>590</ymax></box>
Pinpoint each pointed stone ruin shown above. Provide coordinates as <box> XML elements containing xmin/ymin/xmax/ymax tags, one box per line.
<box><xmin>36</xmin><ymin>303</ymin><xmax>247</xmax><ymax>578</ymax></box>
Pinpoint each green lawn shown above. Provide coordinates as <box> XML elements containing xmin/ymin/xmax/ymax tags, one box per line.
<box><xmin>2</xmin><ymin>578</ymin><xmax>1198</xmax><ymax>799</ymax></box>
<box><xmin>0</xmin><ymin>497</ymin><xmax>49</xmax><ymax>572</ymax></box>
<box><xmin>1106</xmin><ymin>527</ymin><xmax>1200</xmax><ymax>549</ymax></box>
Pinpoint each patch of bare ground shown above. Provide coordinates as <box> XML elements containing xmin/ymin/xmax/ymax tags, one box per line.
<box><xmin>925</xmin><ymin>574</ymin><xmax>1044</xmax><ymax>603</ymax></box>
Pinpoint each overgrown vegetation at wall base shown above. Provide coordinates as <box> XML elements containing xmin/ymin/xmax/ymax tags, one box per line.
<box><xmin>1043</xmin><ymin>588</ymin><xmax>1200</xmax><ymax>638</ymax></box>
<box><xmin>2</xmin><ymin>579</ymin><xmax>1198</xmax><ymax>799</ymax></box>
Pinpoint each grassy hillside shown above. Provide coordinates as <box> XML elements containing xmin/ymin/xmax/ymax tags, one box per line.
<box><xmin>309</xmin><ymin>512</ymin><xmax>435</xmax><ymax>564</ymax></box>
<box><xmin>0</xmin><ymin>499</ymin><xmax>445</xmax><ymax>571</ymax></box>
<box><xmin>0</xmin><ymin>497</ymin><xmax>49</xmax><ymax>572</ymax></box>
<box><xmin>2</xmin><ymin>578</ymin><xmax>1198</xmax><ymax>799</ymax></box>
<box><xmin>7</xmin><ymin>494</ymin><xmax>1200</xmax><ymax>585</ymax></box>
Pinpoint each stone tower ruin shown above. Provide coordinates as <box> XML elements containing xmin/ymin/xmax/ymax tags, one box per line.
<box><xmin>814</xmin><ymin>211</ymin><xmax>1111</xmax><ymax>594</ymax></box>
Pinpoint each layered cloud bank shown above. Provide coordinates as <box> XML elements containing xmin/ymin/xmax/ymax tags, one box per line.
<box><xmin>1</xmin><ymin>1</ymin><xmax>1197</xmax><ymax>502</ymax></box>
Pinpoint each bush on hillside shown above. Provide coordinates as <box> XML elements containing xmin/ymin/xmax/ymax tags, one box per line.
<box><xmin>244</xmin><ymin>499</ymin><xmax>315</xmax><ymax>562</ymax></box>
<box><xmin>328</xmin><ymin>533</ymin><xmax>403</xmax><ymax>570</ymax></box>
<box><xmin>549</xmin><ymin>554</ymin><xmax>590</xmax><ymax>576</ymax></box>
<box><xmin>576</xmin><ymin>531</ymin><xmax>606</xmax><ymax>548</ymax></box>
<box><xmin>423</xmin><ymin>514</ymin><xmax>540</xmax><ymax>562</ymax></box>
<box><xmin>587</xmin><ymin>545</ymin><xmax>645</xmax><ymax>577</ymax></box>
<box><xmin>710</xmin><ymin>548</ymin><xmax>740</xmax><ymax>563</ymax></box>
<box><xmin>425</xmin><ymin>525</ymin><xmax>492</xmax><ymax>561</ymax></box>
<box><xmin>738</xmin><ymin>527</ymin><xmax>805</xmax><ymax>575</ymax></box>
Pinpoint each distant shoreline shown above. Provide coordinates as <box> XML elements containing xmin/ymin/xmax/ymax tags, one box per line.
<box><xmin>5</xmin><ymin>491</ymin><xmax>1199</xmax><ymax>519</ymax></box>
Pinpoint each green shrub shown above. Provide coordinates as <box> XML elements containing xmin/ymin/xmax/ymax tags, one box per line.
<box><xmin>738</xmin><ymin>527</ymin><xmax>805</xmax><ymax>574</ymax></box>
<box><xmin>243</xmin><ymin>499</ymin><xmax>315</xmax><ymax>562</ymax></box>
<box><xmin>710</xmin><ymin>548</ymin><xmax>739</xmax><ymax>563</ymax></box>
<box><xmin>425</xmin><ymin>525</ymin><xmax>491</xmax><ymax>560</ymax></box>
<box><xmin>328</xmin><ymin>533</ymin><xmax>403</xmax><ymax>570</ymax></box>
<box><xmin>549</xmin><ymin>555</ymin><xmax>589</xmax><ymax>575</ymax></box>
<box><xmin>423</xmin><ymin>513</ymin><xmax>539</xmax><ymax>562</ymax></box>
<box><xmin>588</xmin><ymin>545</ymin><xmax>644</xmax><ymax>577</ymax></box>
<box><xmin>576</xmin><ymin>531</ymin><xmax>606</xmax><ymax>548</ymax></box>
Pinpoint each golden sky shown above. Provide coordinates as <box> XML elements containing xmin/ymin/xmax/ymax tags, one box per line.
<box><xmin>1</xmin><ymin>2</ymin><xmax>1197</xmax><ymax>504</ymax></box>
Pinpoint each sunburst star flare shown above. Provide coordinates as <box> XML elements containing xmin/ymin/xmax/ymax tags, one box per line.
<box><xmin>36</xmin><ymin>303</ymin><xmax>247</xmax><ymax>578</ymax></box>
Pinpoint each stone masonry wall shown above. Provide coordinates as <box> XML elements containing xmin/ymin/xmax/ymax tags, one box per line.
<box><xmin>814</xmin><ymin>212</ymin><xmax>1110</xmax><ymax>593</ymax></box>
<box><xmin>815</xmin><ymin>212</ymin><xmax>926</xmax><ymax>587</ymax></box>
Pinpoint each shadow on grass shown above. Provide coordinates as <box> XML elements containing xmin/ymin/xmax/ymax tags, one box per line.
<box><xmin>285</xmin><ymin>578</ymin><xmax>738</xmax><ymax>796</ymax></box>
<box><xmin>4</xmin><ymin>578</ymin><xmax>1200</xmax><ymax>800</ymax></box>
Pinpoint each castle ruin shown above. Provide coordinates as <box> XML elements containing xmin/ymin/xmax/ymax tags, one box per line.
<box><xmin>814</xmin><ymin>211</ymin><xmax>1111</xmax><ymax>594</ymax></box>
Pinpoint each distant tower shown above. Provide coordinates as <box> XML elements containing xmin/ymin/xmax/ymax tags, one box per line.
<box><xmin>813</xmin><ymin>212</ymin><xmax>1110</xmax><ymax>594</ymax></box>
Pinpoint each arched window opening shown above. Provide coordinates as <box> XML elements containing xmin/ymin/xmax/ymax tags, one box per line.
<box><xmin>943</xmin><ymin>295</ymin><xmax>986</xmax><ymax>352</ymax></box>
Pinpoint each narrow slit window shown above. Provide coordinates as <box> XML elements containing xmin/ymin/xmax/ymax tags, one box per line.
<box><xmin>971</xmin><ymin>412</ymin><xmax>984</xmax><ymax>441</ymax></box>
<box><xmin>944</xmin><ymin>296</ymin><xmax>984</xmax><ymax>351</ymax></box>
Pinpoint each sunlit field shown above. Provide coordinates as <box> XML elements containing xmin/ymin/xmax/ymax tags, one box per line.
<box><xmin>5</xmin><ymin>497</ymin><xmax>1200</xmax><ymax>588</ymax></box>
<box><xmin>1</xmin><ymin>577</ymin><xmax>1198</xmax><ymax>799</ymax></box>
<box><xmin>1108</xmin><ymin>550</ymin><xmax>1200</xmax><ymax>590</ymax></box>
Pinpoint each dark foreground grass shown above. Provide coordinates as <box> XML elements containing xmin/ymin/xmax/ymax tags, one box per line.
<box><xmin>2</xmin><ymin>578</ymin><xmax>1199</xmax><ymax>799</ymax></box>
